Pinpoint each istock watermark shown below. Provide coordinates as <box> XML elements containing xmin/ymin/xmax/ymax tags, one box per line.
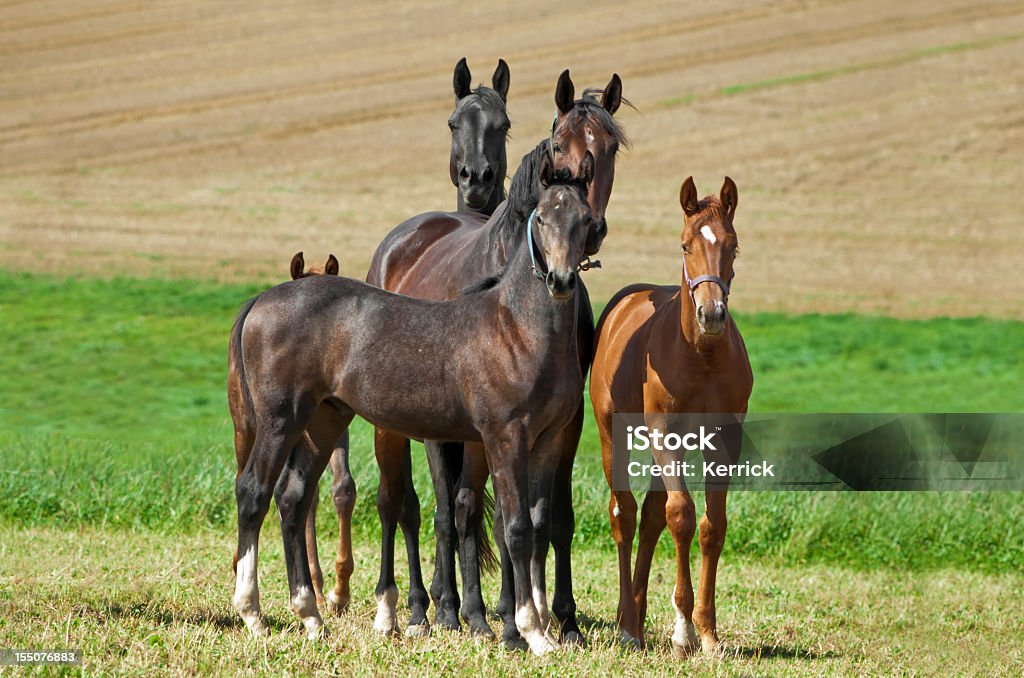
<box><xmin>0</xmin><ymin>649</ymin><xmax>82</xmax><ymax>666</ymax></box>
<box><xmin>611</xmin><ymin>413</ymin><xmax>1024</xmax><ymax>492</ymax></box>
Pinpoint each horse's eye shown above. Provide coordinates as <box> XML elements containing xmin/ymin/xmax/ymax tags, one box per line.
<box><xmin>552</xmin><ymin>143</ymin><xmax>562</xmax><ymax>154</ymax></box>
<box><xmin>448</xmin><ymin>121</ymin><xmax>456</xmax><ymax>130</ymax></box>
<box><xmin>680</xmin><ymin>243</ymin><xmax>691</xmax><ymax>255</ymax></box>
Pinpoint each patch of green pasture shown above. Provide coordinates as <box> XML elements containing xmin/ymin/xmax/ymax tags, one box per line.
<box><xmin>1</xmin><ymin>270</ymin><xmax>1022</xmax><ymax>572</ymax></box>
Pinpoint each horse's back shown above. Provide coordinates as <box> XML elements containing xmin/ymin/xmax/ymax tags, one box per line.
<box><xmin>592</xmin><ymin>284</ymin><xmax>680</xmax><ymax>415</ymax></box>
<box><xmin>366</xmin><ymin>209</ymin><xmax>491</xmax><ymax>299</ymax></box>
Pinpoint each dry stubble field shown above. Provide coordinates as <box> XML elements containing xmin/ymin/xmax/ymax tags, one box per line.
<box><xmin>1</xmin><ymin>0</ymin><xmax>1022</xmax><ymax>316</ymax></box>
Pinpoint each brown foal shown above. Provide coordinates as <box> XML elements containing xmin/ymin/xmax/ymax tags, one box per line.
<box><xmin>229</xmin><ymin>251</ymin><xmax>338</xmax><ymax>601</ymax></box>
<box><xmin>590</xmin><ymin>177</ymin><xmax>753</xmax><ymax>656</ymax></box>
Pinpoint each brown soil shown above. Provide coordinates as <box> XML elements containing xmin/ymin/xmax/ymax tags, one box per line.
<box><xmin>1</xmin><ymin>0</ymin><xmax>1022</xmax><ymax>317</ymax></box>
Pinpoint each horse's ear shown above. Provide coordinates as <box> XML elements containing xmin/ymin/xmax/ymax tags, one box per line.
<box><xmin>453</xmin><ymin>57</ymin><xmax>472</xmax><ymax>100</ymax></box>
<box><xmin>720</xmin><ymin>177</ymin><xmax>738</xmax><ymax>220</ymax></box>
<box><xmin>555</xmin><ymin>69</ymin><xmax>575</xmax><ymax>115</ymax></box>
<box><xmin>602</xmin><ymin>74</ymin><xmax>622</xmax><ymax>115</ymax></box>
<box><xmin>578</xmin><ymin>151</ymin><xmax>595</xmax><ymax>186</ymax></box>
<box><xmin>492</xmin><ymin>59</ymin><xmax>510</xmax><ymax>103</ymax></box>
<box><xmin>325</xmin><ymin>254</ymin><xmax>340</xmax><ymax>276</ymax></box>
<box><xmin>679</xmin><ymin>178</ymin><xmax>700</xmax><ymax>218</ymax></box>
<box><xmin>539</xmin><ymin>150</ymin><xmax>556</xmax><ymax>188</ymax></box>
<box><xmin>290</xmin><ymin>252</ymin><xmax>305</xmax><ymax>280</ymax></box>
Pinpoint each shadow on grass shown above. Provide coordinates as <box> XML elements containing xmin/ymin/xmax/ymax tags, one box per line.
<box><xmin>729</xmin><ymin>644</ymin><xmax>839</xmax><ymax>661</ymax></box>
<box><xmin>101</xmin><ymin>600</ymin><xmax>241</xmax><ymax>631</ymax></box>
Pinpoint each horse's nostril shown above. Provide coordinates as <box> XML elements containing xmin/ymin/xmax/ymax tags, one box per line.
<box><xmin>459</xmin><ymin>167</ymin><xmax>470</xmax><ymax>181</ymax></box>
<box><xmin>481</xmin><ymin>167</ymin><xmax>494</xmax><ymax>183</ymax></box>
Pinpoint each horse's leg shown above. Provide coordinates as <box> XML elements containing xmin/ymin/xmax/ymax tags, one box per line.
<box><xmin>692</xmin><ymin>488</ymin><xmax>728</xmax><ymax>654</ymax></box>
<box><xmin>397</xmin><ymin>444</ymin><xmax>431</xmax><ymax>637</ymax></box>
<box><xmin>327</xmin><ymin>428</ymin><xmax>356</xmax><ymax>615</ymax></box>
<box><xmin>233</xmin><ymin>420</ymin><xmax>305</xmax><ymax>636</ymax></box>
<box><xmin>493</xmin><ymin>496</ymin><xmax>523</xmax><ymax>648</ymax></box>
<box><xmin>424</xmin><ymin>440</ymin><xmax>461</xmax><ymax>631</ymax></box>
<box><xmin>550</xmin><ymin>399</ymin><xmax>584</xmax><ymax>645</ymax></box>
<box><xmin>665</xmin><ymin>489</ymin><xmax>699</xmax><ymax>657</ymax></box>
<box><xmin>485</xmin><ymin>426</ymin><xmax>558</xmax><ymax>656</ymax></box>
<box><xmin>597</xmin><ymin>408</ymin><xmax>641</xmax><ymax>645</ymax></box>
<box><xmin>526</xmin><ymin>442</ymin><xmax>559</xmax><ymax>638</ymax></box>
<box><xmin>273</xmin><ymin>439</ymin><xmax>332</xmax><ymax>638</ymax></box>
<box><xmin>303</xmin><ymin>475</ymin><xmax>324</xmax><ymax>606</ymax></box>
<box><xmin>632</xmin><ymin>484</ymin><xmax>667</xmax><ymax>648</ymax></box>
<box><xmin>454</xmin><ymin>443</ymin><xmax>495</xmax><ymax>639</ymax></box>
<box><xmin>372</xmin><ymin>427</ymin><xmax>408</xmax><ymax>635</ymax></box>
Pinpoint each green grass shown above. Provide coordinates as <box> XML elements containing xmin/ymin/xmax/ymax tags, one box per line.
<box><xmin>1</xmin><ymin>269</ymin><xmax>1022</xmax><ymax>573</ymax></box>
<box><xmin>2</xmin><ymin>525</ymin><xmax>1022</xmax><ymax>675</ymax></box>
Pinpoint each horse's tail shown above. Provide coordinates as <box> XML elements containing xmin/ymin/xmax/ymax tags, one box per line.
<box><xmin>230</xmin><ymin>296</ymin><xmax>260</xmax><ymax>421</ymax></box>
<box><xmin>477</xmin><ymin>484</ymin><xmax>498</xmax><ymax>574</ymax></box>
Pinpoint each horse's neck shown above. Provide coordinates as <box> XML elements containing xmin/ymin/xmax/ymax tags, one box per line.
<box><xmin>496</xmin><ymin>237</ymin><xmax>576</xmax><ymax>343</ymax></box>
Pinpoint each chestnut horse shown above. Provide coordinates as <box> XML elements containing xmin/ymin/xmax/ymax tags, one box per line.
<box><xmin>590</xmin><ymin>177</ymin><xmax>752</xmax><ymax>656</ymax></box>
<box><xmin>230</xmin><ymin>155</ymin><xmax>597</xmax><ymax>655</ymax></box>
<box><xmin>366</xmin><ymin>69</ymin><xmax>625</xmax><ymax>645</ymax></box>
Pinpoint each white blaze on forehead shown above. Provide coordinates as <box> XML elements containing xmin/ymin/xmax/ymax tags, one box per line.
<box><xmin>585</xmin><ymin>128</ymin><xmax>595</xmax><ymax>144</ymax></box>
<box><xmin>700</xmin><ymin>226</ymin><xmax>717</xmax><ymax>244</ymax></box>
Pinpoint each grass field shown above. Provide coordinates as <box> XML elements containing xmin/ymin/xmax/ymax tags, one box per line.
<box><xmin>1</xmin><ymin>271</ymin><xmax>1023</xmax><ymax>674</ymax></box>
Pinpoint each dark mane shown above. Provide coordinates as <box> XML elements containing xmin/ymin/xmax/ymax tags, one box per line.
<box><xmin>458</xmin><ymin>276</ymin><xmax>501</xmax><ymax>297</ymax></box>
<box><xmin>572</xmin><ymin>89</ymin><xmax>631</xmax><ymax>150</ymax></box>
<box><xmin>493</xmin><ymin>140</ymin><xmax>549</xmax><ymax>243</ymax></box>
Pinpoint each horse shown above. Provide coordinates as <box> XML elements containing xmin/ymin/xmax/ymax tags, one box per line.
<box><xmin>364</xmin><ymin>69</ymin><xmax>626</xmax><ymax>645</ymax></box>
<box><xmin>282</xmin><ymin>57</ymin><xmax>512</xmax><ymax>622</ymax></box>
<box><xmin>228</xmin><ymin>250</ymin><xmax>338</xmax><ymax>590</ymax></box>
<box><xmin>229</xmin><ymin>153</ymin><xmax>597</xmax><ymax>656</ymax></box>
<box><xmin>589</xmin><ymin>177</ymin><xmax>753</xmax><ymax>657</ymax></box>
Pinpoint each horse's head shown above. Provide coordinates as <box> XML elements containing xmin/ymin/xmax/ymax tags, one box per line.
<box><xmin>551</xmin><ymin>69</ymin><xmax>626</xmax><ymax>256</ymax></box>
<box><xmin>530</xmin><ymin>150</ymin><xmax>596</xmax><ymax>301</ymax></box>
<box><xmin>677</xmin><ymin>177</ymin><xmax>739</xmax><ymax>336</ymax></box>
<box><xmin>290</xmin><ymin>251</ymin><xmax>340</xmax><ymax>280</ymax></box>
<box><xmin>449</xmin><ymin>57</ymin><xmax>511</xmax><ymax>213</ymax></box>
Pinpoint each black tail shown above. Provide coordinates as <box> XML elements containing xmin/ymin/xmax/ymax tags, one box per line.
<box><xmin>230</xmin><ymin>296</ymin><xmax>260</xmax><ymax>420</ymax></box>
<box><xmin>478</xmin><ymin>485</ymin><xmax>498</xmax><ymax>574</ymax></box>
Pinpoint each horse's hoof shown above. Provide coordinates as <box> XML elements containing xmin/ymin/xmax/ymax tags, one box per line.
<box><xmin>501</xmin><ymin>628</ymin><xmax>529</xmax><ymax>652</ymax></box>
<box><xmin>700</xmin><ymin>634</ymin><xmax>722</xmax><ymax>656</ymax></box>
<box><xmin>405</xmin><ymin>623</ymin><xmax>431</xmax><ymax>639</ymax></box>
<box><xmin>326</xmin><ymin>590</ymin><xmax>350</xmax><ymax>615</ymax></box>
<box><xmin>244</xmin><ymin>617</ymin><xmax>267</xmax><ymax>638</ymax></box>
<box><xmin>560</xmin><ymin>626</ymin><xmax>587</xmax><ymax>647</ymax></box>
<box><xmin>303</xmin><ymin>618</ymin><xmax>326</xmax><ymax>641</ymax></box>
<box><xmin>525</xmin><ymin>630</ymin><xmax>560</xmax><ymax>656</ymax></box>
<box><xmin>433</xmin><ymin>611</ymin><xmax>461</xmax><ymax>632</ymax></box>
<box><xmin>468</xmin><ymin>621</ymin><xmax>496</xmax><ymax>641</ymax></box>
<box><xmin>619</xmin><ymin>630</ymin><xmax>642</xmax><ymax>650</ymax></box>
<box><xmin>671</xmin><ymin>637</ymin><xmax>701</xmax><ymax>659</ymax></box>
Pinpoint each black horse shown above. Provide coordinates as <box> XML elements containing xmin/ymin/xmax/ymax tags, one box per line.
<box><xmin>230</xmin><ymin>153</ymin><xmax>597</xmax><ymax>656</ymax></box>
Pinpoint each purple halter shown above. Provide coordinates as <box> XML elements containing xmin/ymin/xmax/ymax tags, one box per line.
<box><xmin>682</xmin><ymin>255</ymin><xmax>732</xmax><ymax>305</ymax></box>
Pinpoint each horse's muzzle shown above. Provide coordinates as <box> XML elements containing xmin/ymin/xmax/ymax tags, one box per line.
<box><xmin>546</xmin><ymin>270</ymin><xmax>577</xmax><ymax>300</ymax></box>
<box><xmin>584</xmin><ymin>218</ymin><xmax>608</xmax><ymax>257</ymax></box>
<box><xmin>697</xmin><ymin>300</ymin><xmax>727</xmax><ymax>335</ymax></box>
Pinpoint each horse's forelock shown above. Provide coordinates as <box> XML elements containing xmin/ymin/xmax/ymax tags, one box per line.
<box><xmin>564</xmin><ymin>90</ymin><xmax>630</xmax><ymax>150</ymax></box>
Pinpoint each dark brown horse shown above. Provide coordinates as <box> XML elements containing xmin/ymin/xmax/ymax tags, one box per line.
<box><xmin>230</xmin><ymin>155</ymin><xmax>597</xmax><ymax>655</ymax></box>
<box><xmin>229</xmin><ymin>250</ymin><xmax>337</xmax><ymax>594</ymax></box>
<box><xmin>365</xmin><ymin>69</ymin><xmax>625</xmax><ymax>645</ymax></box>
<box><xmin>590</xmin><ymin>177</ymin><xmax>753</xmax><ymax>656</ymax></box>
